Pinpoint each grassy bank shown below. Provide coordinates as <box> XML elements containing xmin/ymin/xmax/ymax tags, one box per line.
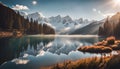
<box><xmin>46</xmin><ymin>54</ymin><xmax>120</xmax><ymax>69</ymax></box>
<box><xmin>0</xmin><ymin>31</ymin><xmax>13</xmax><ymax>37</ymax></box>
<box><xmin>0</xmin><ymin>31</ymin><xmax>22</xmax><ymax>37</ymax></box>
<box><xmin>46</xmin><ymin>56</ymin><xmax>110</xmax><ymax>69</ymax></box>
<box><xmin>44</xmin><ymin>36</ymin><xmax>120</xmax><ymax>69</ymax></box>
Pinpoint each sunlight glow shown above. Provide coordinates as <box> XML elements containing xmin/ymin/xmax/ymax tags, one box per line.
<box><xmin>115</xmin><ymin>0</ymin><xmax>120</xmax><ymax>3</ymax></box>
<box><xmin>32</xmin><ymin>1</ymin><xmax>37</xmax><ymax>5</ymax></box>
<box><xmin>113</xmin><ymin>0</ymin><xmax>120</xmax><ymax>6</ymax></box>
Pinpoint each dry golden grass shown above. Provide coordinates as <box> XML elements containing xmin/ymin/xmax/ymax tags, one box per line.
<box><xmin>78</xmin><ymin>46</ymin><xmax>112</xmax><ymax>53</ymax></box>
<box><xmin>44</xmin><ymin>54</ymin><xmax>120</xmax><ymax>69</ymax></box>
<box><xmin>78</xmin><ymin>36</ymin><xmax>120</xmax><ymax>53</ymax></box>
<box><xmin>47</xmin><ymin>56</ymin><xmax>112</xmax><ymax>69</ymax></box>
<box><xmin>44</xmin><ymin>36</ymin><xmax>120</xmax><ymax>69</ymax></box>
<box><xmin>106</xmin><ymin>36</ymin><xmax>115</xmax><ymax>45</ymax></box>
<box><xmin>105</xmin><ymin>55</ymin><xmax>120</xmax><ymax>69</ymax></box>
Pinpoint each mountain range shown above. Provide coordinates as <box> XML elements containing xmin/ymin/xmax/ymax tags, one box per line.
<box><xmin>70</xmin><ymin>21</ymin><xmax>104</xmax><ymax>35</ymax></box>
<box><xmin>20</xmin><ymin>12</ymin><xmax>95</xmax><ymax>34</ymax></box>
<box><xmin>19</xmin><ymin>11</ymin><xmax>120</xmax><ymax>35</ymax></box>
<box><xmin>70</xmin><ymin>12</ymin><xmax>120</xmax><ymax>35</ymax></box>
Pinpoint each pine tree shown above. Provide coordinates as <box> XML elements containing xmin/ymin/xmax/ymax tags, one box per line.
<box><xmin>114</xmin><ymin>18</ymin><xmax>120</xmax><ymax>36</ymax></box>
<box><xmin>98</xmin><ymin>26</ymin><xmax>103</xmax><ymax>36</ymax></box>
<box><xmin>0</xmin><ymin>3</ymin><xmax>55</xmax><ymax>35</ymax></box>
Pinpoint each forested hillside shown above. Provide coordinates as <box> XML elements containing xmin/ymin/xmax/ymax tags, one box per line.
<box><xmin>70</xmin><ymin>21</ymin><xmax>103</xmax><ymax>35</ymax></box>
<box><xmin>98</xmin><ymin>14</ymin><xmax>120</xmax><ymax>37</ymax></box>
<box><xmin>0</xmin><ymin>3</ymin><xmax>55</xmax><ymax>35</ymax></box>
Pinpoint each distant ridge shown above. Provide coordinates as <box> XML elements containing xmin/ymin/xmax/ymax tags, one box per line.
<box><xmin>70</xmin><ymin>21</ymin><xmax>104</xmax><ymax>35</ymax></box>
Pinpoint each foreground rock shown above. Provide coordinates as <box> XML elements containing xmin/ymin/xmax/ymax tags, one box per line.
<box><xmin>43</xmin><ymin>36</ymin><xmax>120</xmax><ymax>69</ymax></box>
<box><xmin>78</xmin><ymin>36</ymin><xmax>120</xmax><ymax>53</ymax></box>
<box><xmin>0</xmin><ymin>31</ymin><xmax>23</xmax><ymax>38</ymax></box>
<box><xmin>0</xmin><ymin>32</ymin><xmax>13</xmax><ymax>37</ymax></box>
<box><xmin>78</xmin><ymin>46</ymin><xmax>112</xmax><ymax>53</ymax></box>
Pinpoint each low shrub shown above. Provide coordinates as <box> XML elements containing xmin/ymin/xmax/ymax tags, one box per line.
<box><xmin>78</xmin><ymin>46</ymin><xmax>112</xmax><ymax>53</ymax></box>
<box><xmin>106</xmin><ymin>36</ymin><xmax>115</xmax><ymax>45</ymax></box>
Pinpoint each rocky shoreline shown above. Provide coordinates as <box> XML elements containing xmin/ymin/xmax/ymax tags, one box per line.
<box><xmin>45</xmin><ymin>54</ymin><xmax>120</xmax><ymax>69</ymax></box>
<box><xmin>78</xmin><ymin>36</ymin><xmax>120</xmax><ymax>53</ymax></box>
<box><xmin>0</xmin><ymin>31</ymin><xmax>23</xmax><ymax>38</ymax></box>
<box><xmin>46</xmin><ymin>36</ymin><xmax>120</xmax><ymax>69</ymax></box>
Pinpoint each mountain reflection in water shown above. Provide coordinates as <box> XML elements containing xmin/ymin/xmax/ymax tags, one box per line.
<box><xmin>0</xmin><ymin>35</ymin><xmax>103</xmax><ymax>69</ymax></box>
<box><xmin>0</xmin><ymin>36</ymin><xmax>54</xmax><ymax>65</ymax></box>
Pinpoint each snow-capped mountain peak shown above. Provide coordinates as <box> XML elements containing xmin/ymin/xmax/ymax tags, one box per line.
<box><xmin>28</xmin><ymin>12</ymin><xmax>45</xmax><ymax>19</ymax></box>
<box><xmin>34</xmin><ymin>12</ymin><xmax>45</xmax><ymax>18</ymax></box>
<box><xmin>19</xmin><ymin>11</ymin><xmax>28</xmax><ymax>16</ymax></box>
<box><xmin>63</xmin><ymin>15</ymin><xmax>73</xmax><ymax>23</ymax></box>
<box><xmin>63</xmin><ymin>15</ymin><xmax>72</xmax><ymax>20</ymax></box>
<box><xmin>56</xmin><ymin>15</ymin><xmax>61</xmax><ymax>18</ymax></box>
<box><xmin>27</xmin><ymin>12</ymin><xmax>46</xmax><ymax>23</ymax></box>
<box><xmin>22</xmin><ymin>12</ymin><xmax>94</xmax><ymax>34</ymax></box>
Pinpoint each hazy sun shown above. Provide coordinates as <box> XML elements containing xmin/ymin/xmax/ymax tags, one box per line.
<box><xmin>32</xmin><ymin>1</ymin><xmax>37</xmax><ymax>5</ymax></box>
<box><xmin>114</xmin><ymin>0</ymin><xmax>120</xmax><ymax>5</ymax></box>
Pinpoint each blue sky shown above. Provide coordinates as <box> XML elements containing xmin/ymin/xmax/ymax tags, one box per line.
<box><xmin>0</xmin><ymin>0</ymin><xmax>120</xmax><ymax>20</ymax></box>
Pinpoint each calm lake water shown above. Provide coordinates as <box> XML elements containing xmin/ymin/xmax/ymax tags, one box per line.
<box><xmin>0</xmin><ymin>35</ymin><xmax>104</xmax><ymax>69</ymax></box>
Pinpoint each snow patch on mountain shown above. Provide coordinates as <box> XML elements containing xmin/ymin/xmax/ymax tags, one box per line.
<box><xmin>19</xmin><ymin>11</ymin><xmax>28</xmax><ymax>16</ymax></box>
<box><xmin>27</xmin><ymin>12</ymin><xmax>46</xmax><ymax>23</ymax></box>
<box><xmin>20</xmin><ymin>12</ymin><xmax>96</xmax><ymax>34</ymax></box>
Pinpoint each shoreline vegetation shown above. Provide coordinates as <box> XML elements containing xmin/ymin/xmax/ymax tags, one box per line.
<box><xmin>0</xmin><ymin>31</ymin><xmax>13</xmax><ymax>37</ymax></box>
<box><xmin>45</xmin><ymin>36</ymin><xmax>120</xmax><ymax>69</ymax></box>
<box><xmin>46</xmin><ymin>54</ymin><xmax>120</xmax><ymax>69</ymax></box>
<box><xmin>0</xmin><ymin>3</ymin><xmax>55</xmax><ymax>38</ymax></box>
<box><xmin>78</xmin><ymin>36</ymin><xmax>120</xmax><ymax>53</ymax></box>
<box><xmin>0</xmin><ymin>31</ymin><xmax>22</xmax><ymax>37</ymax></box>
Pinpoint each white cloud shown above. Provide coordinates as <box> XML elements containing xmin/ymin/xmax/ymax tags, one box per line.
<box><xmin>37</xmin><ymin>12</ymin><xmax>45</xmax><ymax>18</ymax></box>
<box><xmin>12</xmin><ymin>4</ymin><xmax>29</xmax><ymax>10</ymax></box>
<box><xmin>92</xmin><ymin>8</ymin><xmax>97</xmax><ymax>12</ymax></box>
<box><xmin>32</xmin><ymin>1</ymin><xmax>37</xmax><ymax>5</ymax></box>
<box><xmin>37</xmin><ymin>50</ymin><xmax>45</xmax><ymax>56</ymax></box>
<box><xmin>46</xmin><ymin>23</ymin><xmax>55</xmax><ymax>29</ymax></box>
<box><xmin>92</xmin><ymin>8</ymin><xmax>114</xmax><ymax>17</ymax></box>
<box><xmin>23</xmin><ymin>53</ymin><xmax>29</xmax><ymax>58</ymax></box>
<box><xmin>103</xmin><ymin>13</ymin><xmax>115</xmax><ymax>17</ymax></box>
<box><xmin>19</xmin><ymin>11</ymin><xmax>28</xmax><ymax>17</ymax></box>
<box><xmin>98</xmin><ymin>10</ymin><xmax>101</xmax><ymax>14</ymax></box>
<box><xmin>46</xmin><ymin>42</ymin><xmax>53</xmax><ymax>47</ymax></box>
<box><xmin>11</xmin><ymin>59</ymin><xmax>29</xmax><ymax>64</ymax></box>
<box><xmin>92</xmin><ymin>8</ymin><xmax>102</xmax><ymax>14</ymax></box>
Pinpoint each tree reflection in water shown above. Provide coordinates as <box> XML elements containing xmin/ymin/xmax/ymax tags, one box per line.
<box><xmin>0</xmin><ymin>36</ymin><xmax>55</xmax><ymax>65</ymax></box>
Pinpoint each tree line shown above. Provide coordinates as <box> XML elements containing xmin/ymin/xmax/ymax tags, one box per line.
<box><xmin>98</xmin><ymin>16</ymin><xmax>120</xmax><ymax>37</ymax></box>
<box><xmin>0</xmin><ymin>3</ymin><xmax>55</xmax><ymax>35</ymax></box>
